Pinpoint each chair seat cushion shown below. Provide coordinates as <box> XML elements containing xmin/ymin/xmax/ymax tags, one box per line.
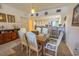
<box><xmin>48</xmin><ymin>39</ymin><xmax>57</xmax><ymax>45</ymax></box>
<box><xmin>45</xmin><ymin>43</ymin><xmax>56</xmax><ymax>51</ymax></box>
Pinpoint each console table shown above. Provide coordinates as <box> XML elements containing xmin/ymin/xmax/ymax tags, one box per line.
<box><xmin>0</xmin><ymin>28</ymin><xmax>20</xmax><ymax>45</ymax></box>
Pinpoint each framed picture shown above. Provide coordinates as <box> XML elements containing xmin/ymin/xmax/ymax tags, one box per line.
<box><xmin>7</xmin><ymin>14</ymin><xmax>15</xmax><ymax>23</ymax></box>
<box><xmin>0</xmin><ymin>13</ymin><xmax>6</xmax><ymax>22</ymax></box>
<box><xmin>72</xmin><ymin>4</ymin><xmax>79</xmax><ymax>26</ymax></box>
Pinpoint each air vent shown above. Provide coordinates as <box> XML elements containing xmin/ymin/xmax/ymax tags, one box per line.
<box><xmin>56</xmin><ymin>9</ymin><xmax>61</xmax><ymax>12</ymax></box>
<box><xmin>36</xmin><ymin>13</ymin><xmax>38</xmax><ymax>16</ymax></box>
<box><xmin>45</xmin><ymin>11</ymin><xmax>48</xmax><ymax>15</ymax></box>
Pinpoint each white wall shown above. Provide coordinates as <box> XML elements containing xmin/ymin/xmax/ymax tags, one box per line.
<box><xmin>65</xmin><ymin>4</ymin><xmax>79</xmax><ymax>55</ymax></box>
<box><xmin>0</xmin><ymin>4</ymin><xmax>28</xmax><ymax>30</ymax></box>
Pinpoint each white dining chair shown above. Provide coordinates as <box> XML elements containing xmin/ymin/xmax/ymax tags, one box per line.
<box><xmin>26</xmin><ymin>32</ymin><xmax>42</xmax><ymax>56</ymax></box>
<box><xmin>42</xmin><ymin>28</ymin><xmax>48</xmax><ymax>35</ymax></box>
<box><xmin>42</xmin><ymin>28</ymin><xmax>49</xmax><ymax>39</ymax></box>
<box><xmin>36</xmin><ymin>27</ymin><xmax>41</xmax><ymax>33</ymax></box>
<box><xmin>44</xmin><ymin>31</ymin><xmax>63</xmax><ymax>56</ymax></box>
<box><xmin>49</xmin><ymin>26</ymin><xmax>59</xmax><ymax>38</ymax></box>
<box><xmin>18</xmin><ymin>29</ymin><xmax>28</xmax><ymax>55</ymax></box>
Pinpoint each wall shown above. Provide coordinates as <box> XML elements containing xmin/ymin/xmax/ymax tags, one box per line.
<box><xmin>0</xmin><ymin>4</ymin><xmax>28</xmax><ymax>30</ymax></box>
<box><xmin>65</xmin><ymin>4</ymin><xmax>79</xmax><ymax>55</ymax></box>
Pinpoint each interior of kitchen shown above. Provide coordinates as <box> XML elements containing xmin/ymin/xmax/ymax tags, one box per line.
<box><xmin>0</xmin><ymin>3</ymin><xmax>79</xmax><ymax>56</ymax></box>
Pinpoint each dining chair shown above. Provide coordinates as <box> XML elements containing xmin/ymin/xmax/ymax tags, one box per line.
<box><xmin>36</xmin><ymin>27</ymin><xmax>41</xmax><ymax>34</ymax></box>
<box><xmin>44</xmin><ymin>31</ymin><xmax>63</xmax><ymax>56</ymax></box>
<box><xmin>42</xmin><ymin>28</ymin><xmax>48</xmax><ymax>35</ymax></box>
<box><xmin>49</xmin><ymin>26</ymin><xmax>59</xmax><ymax>38</ymax></box>
<box><xmin>26</xmin><ymin>32</ymin><xmax>42</xmax><ymax>56</ymax></box>
<box><xmin>18</xmin><ymin>29</ymin><xmax>28</xmax><ymax>55</ymax></box>
<box><xmin>42</xmin><ymin>28</ymin><xmax>49</xmax><ymax>40</ymax></box>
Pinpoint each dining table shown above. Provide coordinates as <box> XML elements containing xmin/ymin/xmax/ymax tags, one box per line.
<box><xmin>36</xmin><ymin>34</ymin><xmax>47</xmax><ymax>55</ymax></box>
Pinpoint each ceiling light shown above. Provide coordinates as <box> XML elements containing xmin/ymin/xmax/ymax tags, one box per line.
<box><xmin>31</xmin><ymin>8</ymin><xmax>35</xmax><ymax>14</ymax></box>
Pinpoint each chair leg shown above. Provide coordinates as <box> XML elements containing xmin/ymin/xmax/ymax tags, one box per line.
<box><xmin>25</xmin><ymin>46</ymin><xmax>27</xmax><ymax>55</ymax></box>
<box><xmin>29</xmin><ymin>48</ymin><xmax>30</xmax><ymax>56</ymax></box>
<box><xmin>55</xmin><ymin>50</ymin><xmax>57</xmax><ymax>56</ymax></box>
<box><xmin>42</xmin><ymin>46</ymin><xmax>44</xmax><ymax>56</ymax></box>
<box><xmin>26</xmin><ymin>46</ymin><xmax>29</xmax><ymax>55</ymax></box>
<box><xmin>55</xmin><ymin>48</ymin><xmax>58</xmax><ymax>56</ymax></box>
<box><xmin>20</xmin><ymin>44</ymin><xmax>23</xmax><ymax>53</ymax></box>
<box><xmin>37</xmin><ymin>51</ymin><xmax>39</xmax><ymax>56</ymax></box>
<box><xmin>55</xmin><ymin>52</ymin><xmax>57</xmax><ymax>56</ymax></box>
<box><xmin>43</xmin><ymin>48</ymin><xmax>45</xmax><ymax>56</ymax></box>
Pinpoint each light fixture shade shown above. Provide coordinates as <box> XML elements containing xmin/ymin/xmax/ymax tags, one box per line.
<box><xmin>31</xmin><ymin>9</ymin><xmax>35</xmax><ymax>14</ymax></box>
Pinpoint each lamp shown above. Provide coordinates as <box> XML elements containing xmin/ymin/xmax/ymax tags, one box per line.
<box><xmin>31</xmin><ymin>4</ymin><xmax>35</xmax><ymax>14</ymax></box>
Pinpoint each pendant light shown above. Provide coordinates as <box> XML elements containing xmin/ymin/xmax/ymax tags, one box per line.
<box><xmin>31</xmin><ymin>8</ymin><xmax>35</xmax><ymax>14</ymax></box>
<box><xmin>31</xmin><ymin>4</ymin><xmax>35</xmax><ymax>14</ymax></box>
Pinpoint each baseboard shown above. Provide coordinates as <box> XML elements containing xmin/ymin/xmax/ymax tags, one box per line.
<box><xmin>66</xmin><ymin>42</ymin><xmax>74</xmax><ymax>56</ymax></box>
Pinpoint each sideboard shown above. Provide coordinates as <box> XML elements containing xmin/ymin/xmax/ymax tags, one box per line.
<box><xmin>0</xmin><ymin>28</ymin><xmax>20</xmax><ymax>45</ymax></box>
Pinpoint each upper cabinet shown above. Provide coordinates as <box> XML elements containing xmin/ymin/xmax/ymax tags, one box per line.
<box><xmin>0</xmin><ymin>13</ymin><xmax>6</xmax><ymax>22</ymax></box>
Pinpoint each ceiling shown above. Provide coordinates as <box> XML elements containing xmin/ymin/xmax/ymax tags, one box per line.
<box><xmin>5</xmin><ymin>3</ymin><xmax>76</xmax><ymax>13</ymax></box>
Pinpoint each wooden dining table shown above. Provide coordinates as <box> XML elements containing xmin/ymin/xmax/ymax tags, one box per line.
<box><xmin>36</xmin><ymin>35</ymin><xmax>46</xmax><ymax>45</ymax></box>
<box><xmin>36</xmin><ymin>34</ymin><xmax>47</xmax><ymax>55</ymax></box>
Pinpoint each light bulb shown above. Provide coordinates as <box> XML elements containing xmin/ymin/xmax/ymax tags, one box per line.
<box><xmin>31</xmin><ymin>9</ymin><xmax>35</xmax><ymax>14</ymax></box>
